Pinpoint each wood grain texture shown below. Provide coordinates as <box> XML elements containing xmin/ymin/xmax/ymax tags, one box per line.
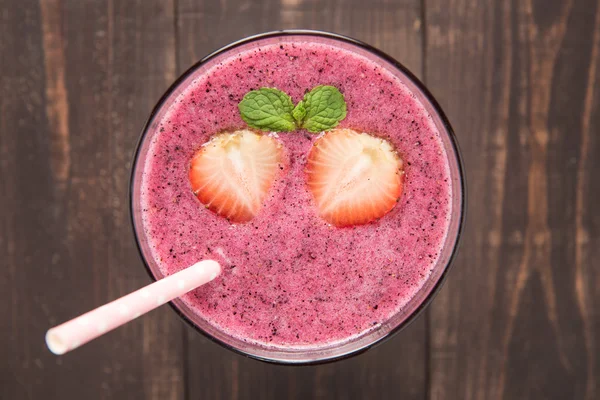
<box><xmin>1</xmin><ymin>0</ymin><xmax>182</xmax><ymax>399</ymax></box>
<box><xmin>2</xmin><ymin>0</ymin><xmax>600</xmax><ymax>399</ymax></box>
<box><xmin>426</xmin><ymin>0</ymin><xmax>600</xmax><ymax>399</ymax></box>
<box><xmin>573</xmin><ymin>0</ymin><xmax>600</xmax><ymax>397</ymax></box>
<box><xmin>177</xmin><ymin>0</ymin><xmax>426</xmax><ymax>399</ymax></box>
<box><xmin>1</xmin><ymin>2</ymin><xmax>51</xmax><ymax>399</ymax></box>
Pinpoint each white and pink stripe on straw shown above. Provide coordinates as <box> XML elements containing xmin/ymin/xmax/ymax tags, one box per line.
<box><xmin>46</xmin><ymin>260</ymin><xmax>221</xmax><ymax>355</ymax></box>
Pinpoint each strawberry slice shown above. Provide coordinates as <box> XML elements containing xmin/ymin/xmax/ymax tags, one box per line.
<box><xmin>306</xmin><ymin>129</ymin><xmax>404</xmax><ymax>227</ymax></box>
<box><xmin>189</xmin><ymin>130</ymin><xmax>282</xmax><ymax>223</ymax></box>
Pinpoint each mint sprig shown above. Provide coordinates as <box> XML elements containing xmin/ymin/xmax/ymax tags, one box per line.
<box><xmin>238</xmin><ymin>88</ymin><xmax>296</xmax><ymax>132</ymax></box>
<box><xmin>237</xmin><ymin>85</ymin><xmax>347</xmax><ymax>133</ymax></box>
<box><xmin>293</xmin><ymin>86</ymin><xmax>347</xmax><ymax>133</ymax></box>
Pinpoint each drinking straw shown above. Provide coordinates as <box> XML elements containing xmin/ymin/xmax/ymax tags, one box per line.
<box><xmin>45</xmin><ymin>260</ymin><xmax>221</xmax><ymax>355</ymax></box>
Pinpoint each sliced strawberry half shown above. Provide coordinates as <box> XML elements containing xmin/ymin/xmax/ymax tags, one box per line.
<box><xmin>189</xmin><ymin>130</ymin><xmax>282</xmax><ymax>223</ymax></box>
<box><xmin>306</xmin><ymin>128</ymin><xmax>404</xmax><ymax>227</ymax></box>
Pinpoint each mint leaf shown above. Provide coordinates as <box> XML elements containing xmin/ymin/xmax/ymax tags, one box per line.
<box><xmin>292</xmin><ymin>100</ymin><xmax>307</xmax><ymax>123</ymax></box>
<box><xmin>238</xmin><ymin>88</ymin><xmax>296</xmax><ymax>132</ymax></box>
<box><xmin>298</xmin><ymin>85</ymin><xmax>347</xmax><ymax>133</ymax></box>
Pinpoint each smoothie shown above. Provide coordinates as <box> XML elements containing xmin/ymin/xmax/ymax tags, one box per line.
<box><xmin>140</xmin><ymin>40</ymin><xmax>452</xmax><ymax>348</ymax></box>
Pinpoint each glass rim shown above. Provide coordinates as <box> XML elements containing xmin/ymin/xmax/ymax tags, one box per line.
<box><xmin>129</xmin><ymin>29</ymin><xmax>467</xmax><ymax>365</ymax></box>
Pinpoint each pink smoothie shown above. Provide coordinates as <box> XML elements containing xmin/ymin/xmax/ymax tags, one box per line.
<box><xmin>141</xmin><ymin>41</ymin><xmax>452</xmax><ymax>347</ymax></box>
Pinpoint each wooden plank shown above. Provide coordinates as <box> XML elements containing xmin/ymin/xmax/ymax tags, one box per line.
<box><xmin>0</xmin><ymin>2</ymin><xmax>53</xmax><ymax>399</ymax></box>
<box><xmin>177</xmin><ymin>0</ymin><xmax>426</xmax><ymax>399</ymax></box>
<box><xmin>575</xmin><ymin>1</ymin><xmax>600</xmax><ymax>397</ymax></box>
<box><xmin>1</xmin><ymin>1</ymin><xmax>183</xmax><ymax>399</ymax></box>
<box><xmin>106</xmin><ymin>2</ymin><xmax>182</xmax><ymax>399</ymax></box>
<box><xmin>426</xmin><ymin>0</ymin><xmax>600</xmax><ymax>398</ymax></box>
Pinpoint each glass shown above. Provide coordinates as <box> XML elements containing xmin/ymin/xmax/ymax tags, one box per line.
<box><xmin>130</xmin><ymin>30</ymin><xmax>466</xmax><ymax>364</ymax></box>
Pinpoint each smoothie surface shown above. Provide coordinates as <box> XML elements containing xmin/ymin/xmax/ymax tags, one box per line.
<box><xmin>141</xmin><ymin>40</ymin><xmax>452</xmax><ymax>347</ymax></box>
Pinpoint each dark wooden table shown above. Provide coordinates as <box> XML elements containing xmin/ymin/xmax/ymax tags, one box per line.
<box><xmin>2</xmin><ymin>0</ymin><xmax>599</xmax><ymax>399</ymax></box>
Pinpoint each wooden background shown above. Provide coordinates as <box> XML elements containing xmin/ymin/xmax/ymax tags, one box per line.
<box><xmin>1</xmin><ymin>0</ymin><xmax>599</xmax><ymax>398</ymax></box>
